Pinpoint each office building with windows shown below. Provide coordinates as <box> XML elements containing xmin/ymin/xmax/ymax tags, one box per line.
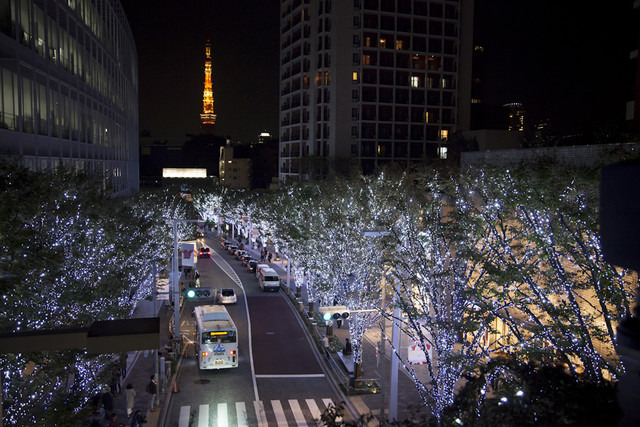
<box><xmin>0</xmin><ymin>0</ymin><xmax>139</xmax><ymax>194</ymax></box>
<box><xmin>279</xmin><ymin>0</ymin><xmax>473</xmax><ymax>183</ymax></box>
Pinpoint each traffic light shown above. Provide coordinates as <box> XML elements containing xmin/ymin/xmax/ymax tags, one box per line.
<box><xmin>319</xmin><ymin>305</ymin><xmax>350</xmax><ymax>322</ymax></box>
<box><xmin>185</xmin><ymin>287</ymin><xmax>213</xmax><ymax>299</ymax></box>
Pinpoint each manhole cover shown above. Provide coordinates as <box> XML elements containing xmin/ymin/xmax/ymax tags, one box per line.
<box><xmin>194</xmin><ymin>379</ymin><xmax>210</xmax><ymax>385</ymax></box>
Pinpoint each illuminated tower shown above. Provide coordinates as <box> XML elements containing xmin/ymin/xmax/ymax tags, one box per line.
<box><xmin>200</xmin><ymin>40</ymin><xmax>217</xmax><ymax>134</ymax></box>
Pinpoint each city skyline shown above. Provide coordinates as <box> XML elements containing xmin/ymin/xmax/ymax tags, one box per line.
<box><xmin>121</xmin><ymin>0</ymin><xmax>632</xmax><ymax>144</ymax></box>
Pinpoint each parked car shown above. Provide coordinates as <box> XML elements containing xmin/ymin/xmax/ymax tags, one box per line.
<box><xmin>247</xmin><ymin>259</ymin><xmax>259</xmax><ymax>273</ymax></box>
<box><xmin>240</xmin><ymin>255</ymin><xmax>253</xmax><ymax>266</ymax></box>
<box><xmin>217</xmin><ymin>288</ymin><xmax>237</xmax><ymax>304</ymax></box>
<box><xmin>226</xmin><ymin>245</ymin><xmax>238</xmax><ymax>254</ymax></box>
<box><xmin>234</xmin><ymin>249</ymin><xmax>247</xmax><ymax>260</ymax></box>
<box><xmin>255</xmin><ymin>264</ymin><xmax>269</xmax><ymax>279</ymax></box>
<box><xmin>220</xmin><ymin>241</ymin><xmax>232</xmax><ymax>249</ymax></box>
<box><xmin>198</xmin><ymin>247</ymin><xmax>211</xmax><ymax>258</ymax></box>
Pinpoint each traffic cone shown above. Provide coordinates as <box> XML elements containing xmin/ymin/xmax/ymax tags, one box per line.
<box><xmin>173</xmin><ymin>379</ymin><xmax>179</xmax><ymax>393</ymax></box>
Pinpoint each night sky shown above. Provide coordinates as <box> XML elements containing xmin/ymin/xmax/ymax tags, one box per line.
<box><xmin>121</xmin><ymin>0</ymin><xmax>632</xmax><ymax>143</ymax></box>
<box><xmin>120</xmin><ymin>0</ymin><xmax>280</xmax><ymax>143</ymax></box>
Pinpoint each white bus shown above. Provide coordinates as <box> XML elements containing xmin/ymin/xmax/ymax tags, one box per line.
<box><xmin>193</xmin><ymin>305</ymin><xmax>238</xmax><ymax>370</ymax></box>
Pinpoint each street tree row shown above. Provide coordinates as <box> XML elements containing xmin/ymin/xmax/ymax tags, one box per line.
<box><xmin>193</xmin><ymin>158</ymin><xmax>635</xmax><ymax>424</ymax></box>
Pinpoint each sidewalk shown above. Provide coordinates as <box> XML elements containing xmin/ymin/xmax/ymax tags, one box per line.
<box><xmin>109</xmin><ymin>298</ymin><xmax>173</xmax><ymax>427</ymax></box>
<box><xmin>220</xmin><ymin>232</ymin><xmax>428</xmax><ymax>424</ymax></box>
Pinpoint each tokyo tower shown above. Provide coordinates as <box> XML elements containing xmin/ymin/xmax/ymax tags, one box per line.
<box><xmin>200</xmin><ymin>40</ymin><xmax>217</xmax><ymax>134</ymax></box>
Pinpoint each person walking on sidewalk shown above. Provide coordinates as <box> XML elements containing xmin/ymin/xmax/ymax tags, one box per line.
<box><xmin>125</xmin><ymin>383</ymin><xmax>136</xmax><ymax>417</ymax></box>
<box><xmin>322</xmin><ymin>335</ymin><xmax>331</xmax><ymax>359</ymax></box>
<box><xmin>101</xmin><ymin>386</ymin><xmax>114</xmax><ymax>420</ymax></box>
<box><xmin>147</xmin><ymin>375</ymin><xmax>158</xmax><ymax>411</ymax></box>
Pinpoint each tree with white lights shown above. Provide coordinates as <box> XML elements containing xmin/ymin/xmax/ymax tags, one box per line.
<box><xmin>366</xmin><ymin>168</ymin><xmax>494</xmax><ymax>422</ymax></box>
<box><xmin>467</xmin><ymin>161</ymin><xmax>636</xmax><ymax>383</ymax></box>
<box><xmin>0</xmin><ymin>162</ymin><xmax>188</xmax><ymax>424</ymax></box>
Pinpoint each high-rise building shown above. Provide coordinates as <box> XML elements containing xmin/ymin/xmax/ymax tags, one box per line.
<box><xmin>0</xmin><ymin>0</ymin><xmax>139</xmax><ymax>195</ymax></box>
<box><xmin>200</xmin><ymin>40</ymin><xmax>217</xmax><ymax>134</ymax></box>
<box><xmin>279</xmin><ymin>0</ymin><xmax>474</xmax><ymax>183</ymax></box>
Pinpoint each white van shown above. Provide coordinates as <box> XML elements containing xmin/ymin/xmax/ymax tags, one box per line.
<box><xmin>258</xmin><ymin>267</ymin><xmax>280</xmax><ymax>292</ymax></box>
<box><xmin>255</xmin><ymin>264</ymin><xmax>269</xmax><ymax>279</ymax></box>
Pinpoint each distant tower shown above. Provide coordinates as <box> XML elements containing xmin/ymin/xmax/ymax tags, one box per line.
<box><xmin>200</xmin><ymin>40</ymin><xmax>217</xmax><ymax>134</ymax></box>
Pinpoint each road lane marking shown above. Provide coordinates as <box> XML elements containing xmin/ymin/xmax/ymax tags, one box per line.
<box><xmin>271</xmin><ymin>400</ymin><xmax>288</xmax><ymax>426</ymax></box>
<box><xmin>305</xmin><ymin>398</ymin><xmax>321</xmax><ymax>422</ymax></box>
<box><xmin>211</xmin><ymin>249</ymin><xmax>260</xmax><ymax>403</ymax></box>
<box><xmin>254</xmin><ymin>374</ymin><xmax>324</xmax><ymax>378</ymax></box>
<box><xmin>289</xmin><ymin>399</ymin><xmax>308</xmax><ymax>426</ymax></box>
<box><xmin>198</xmin><ymin>404</ymin><xmax>209</xmax><ymax>427</ymax></box>
<box><xmin>236</xmin><ymin>401</ymin><xmax>248</xmax><ymax>427</ymax></box>
<box><xmin>323</xmin><ymin>398</ymin><xmax>342</xmax><ymax>423</ymax></box>
<box><xmin>215</xmin><ymin>403</ymin><xmax>225</xmax><ymax>427</ymax></box>
<box><xmin>254</xmin><ymin>400</ymin><xmax>268</xmax><ymax>427</ymax></box>
<box><xmin>178</xmin><ymin>406</ymin><xmax>190</xmax><ymax>427</ymax></box>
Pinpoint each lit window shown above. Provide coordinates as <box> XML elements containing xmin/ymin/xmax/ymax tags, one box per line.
<box><xmin>438</xmin><ymin>147</ymin><xmax>448</xmax><ymax>159</ymax></box>
<box><xmin>352</xmin><ymin>71</ymin><xmax>359</xmax><ymax>82</ymax></box>
<box><xmin>395</xmin><ymin>40</ymin><xmax>403</xmax><ymax>50</ymax></box>
<box><xmin>363</xmin><ymin>54</ymin><xmax>371</xmax><ymax>65</ymax></box>
<box><xmin>425</xmin><ymin>112</ymin><xmax>431</xmax><ymax>123</ymax></box>
<box><xmin>379</xmin><ymin>38</ymin><xmax>386</xmax><ymax>48</ymax></box>
<box><xmin>410</xmin><ymin>76</ymin><xmax>419</xmax><ymax>88</ymax></box>
<box><xmin>440</xmin><ymin>129</ymin><xmax>448</xmax><ymax>140</ymax></box>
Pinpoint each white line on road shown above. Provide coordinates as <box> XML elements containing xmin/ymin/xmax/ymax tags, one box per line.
<box><xmin>178</xmin><ymin>405</ymin><xmax>190</xmax><ymax>427</ymax></box>
<box><xmin>271</xmin><ymin>400</ymin><xmax>288</xmax><ymax>426</ymax></box>
<box><xmin>215</xmin><ymin>403</ymin><xmax>225</xmax><ymax>427</ymax></box>
<box><xmin>289</xmin><ymin>399</ymin><xmax>308</xmax><ymax>426</ymax></box>
<box><xmin>306</xmin><ymin>398</ymin><xmax>321</xmax><ymax>422</ymax></box>
<box><xmin>236</xmin><ymin>401</ymin><xmax>248</xmax><ymax>427</ymax></box>
<box><xmin>254</xmin><ymin>374</ymin><xmax>325</xmax><ymax>378</ymax></box>
<box><xmin>198</xmin><ymin>404</ymin><xmax>209</xmax><ymax>427</ymax></box>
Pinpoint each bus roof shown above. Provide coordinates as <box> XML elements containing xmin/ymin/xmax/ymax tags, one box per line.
<box><xmin>194</xmin><ymin>305</ymin><xmax>236</xmax><ymax>330</ymax></box>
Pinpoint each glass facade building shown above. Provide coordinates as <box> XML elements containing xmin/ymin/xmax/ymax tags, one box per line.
<box><xmin>279</xmin><ymin>0</ymin><xmax>473</xmax><ymax>183</ymax></box>
<box><xmin>0</xmin><ymin>0</ymin><xmax>138</xmax><ymax>194</ymax></box>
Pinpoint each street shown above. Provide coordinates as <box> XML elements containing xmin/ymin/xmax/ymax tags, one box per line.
<box><xmin>164</xmin><ymin>236</ymin><xmax>346</xmax><ymax>426</ymax></box>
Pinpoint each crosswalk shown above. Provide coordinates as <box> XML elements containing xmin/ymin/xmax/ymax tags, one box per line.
<box><xmin>177</xmin><ymin>397</ymin><xmax>345</xmax><ymax>427</ymax></box>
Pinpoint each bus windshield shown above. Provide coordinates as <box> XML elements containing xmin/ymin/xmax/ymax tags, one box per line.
<box><xmin>202</xmin><ymin>330</ymin><xmax>236</xmax><ymax>344</ymax></box>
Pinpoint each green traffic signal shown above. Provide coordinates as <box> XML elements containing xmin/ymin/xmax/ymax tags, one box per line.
<box><xmin>185</xmin><ymin>287</ymin><xmax>212</xmax><ymax>299</ymax></box>
<box><xmin>323</xmin><ymin>312</ymin><xmax>332</xmax><ymax>321</ymax></box>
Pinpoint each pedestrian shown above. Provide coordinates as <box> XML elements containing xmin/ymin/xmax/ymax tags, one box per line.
<box><xmin>268</xmin><ymin>252</ymin><xmax>273</xmax><ymax>263</ymax></box>
<box><xmin>101</xmin><ymin>386</ymin><xmax>114</xmax><ymax>420</ymax></box>
<box><xmin>343</xmin><ymin>338</ymin><xmax>353</xmax><ymax>356</ymax></box>
<box><xmin>125</xmin><ymin>383</ymin><xmax>136</xmax><ymax>417</ymax></box>
<box><xmin>322</xmin><ymin>335</ymin><xmax>330</xmax><ymax>359</ymax></box>
<box><xmin>147</xmin><ymin>375</ymin><xmax>158</xmax><ymax>411</ymax></box>
<box><xmin>111</xmin><ymin>364</ymin><xmax>121</xmax><ymax>394</ymax></box>
<box><xmin>120</xmin><ymin>352</ymin><xmax>128</xmax><ymax>377</ymax></box>
<box><xmin>336</xmin><ymin>318</ymin><xmax>342</xmax><ymax>329</ymax></box>
<box><xmin>130</xmin><ymin>409</ymin><xmax>147</xmax><ymax>426</ymax></box>
<box><xmin>108</xmin><ymin>412</ymin><xmax>118</xmax><ymax>427</ymax></box>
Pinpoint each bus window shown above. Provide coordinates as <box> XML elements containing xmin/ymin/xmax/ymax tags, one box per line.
<box><xmin>202</xmin><ymin>330</ymin><xmax>236</xmax><ymax>344</ymax></box>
